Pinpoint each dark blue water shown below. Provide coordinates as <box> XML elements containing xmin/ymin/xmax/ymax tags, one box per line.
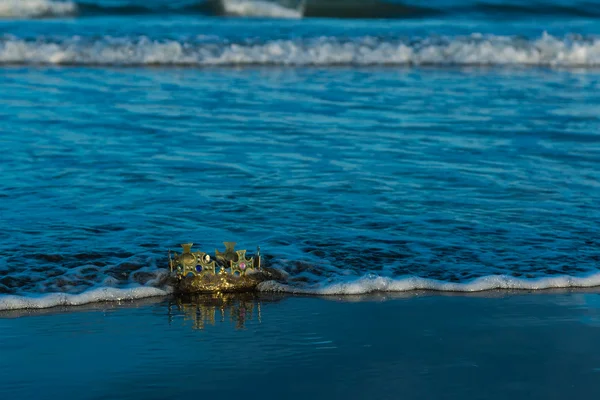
<box><xmin>3</xmin><ymin>293</ymin><xmax>600</xmax><ymax>400</ymax></box>
<box><xmin>1</xmin><ymin>0</ymin><xmax>600</xmax><ymax>309</ymax></box>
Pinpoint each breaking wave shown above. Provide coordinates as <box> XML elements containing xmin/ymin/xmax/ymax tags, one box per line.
<box><xmin>0</xmin><ymin>286</ymin><xmax>171</xmax><ymax>310</ymax></box>
<box><xmin>219</xmin><ymin>0</ymin><xmax>303</xmax><ymax>18</ymax></box>
<box><xmin>9</xmin><ymin>0</ymin><xmax>600</xmax><ymax>21</ymax></box>
<box><xmin>0</xmin><ymin>0</ymin><xmax>435</xmax><ymax>19</ymax></box>
<box><xmin>1</xmin><ymin>33</ymin><xmax>600</xmax><ymax>67</ymax></box>
<box><xmin>3</xmin><ymin>272</ymin><xmax>600</xmax><ymax>310</ymax></box>
<box><xmin>0</xmin><ymin>0</ymin><xmax>304</xmax><ymax>19</ymax></box>
<box><xmin>0</xmin><ymin>0</ymin><xmax>76</xmax><ymax>18</ymax></box>
<box><xmin>258</xmin><ymin>273</ymin><xmax>600</xmax><ymax>295</ymax></box>
<box><xmin>3</xmin><ymin>0</ymin><xmax>600</xmax><ymax>20</ymax></box>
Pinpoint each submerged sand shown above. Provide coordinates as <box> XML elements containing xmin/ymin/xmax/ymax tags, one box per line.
<box><xmin>1</xmin><ymin>291</ymin><xmax>600</xmax><ymax>399</ymax></box>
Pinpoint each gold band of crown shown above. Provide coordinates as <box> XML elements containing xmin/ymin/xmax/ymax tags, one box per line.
<box><xmin>169</xmin><ymin>242</ymin><xmax>261</xmax><ymax>278</ymax></box>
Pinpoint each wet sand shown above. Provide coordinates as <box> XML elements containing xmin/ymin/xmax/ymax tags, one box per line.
<box><xmin>2</xmin><ymin>291</ymin><xmax>600</xmax><ymax>400</ymax></box>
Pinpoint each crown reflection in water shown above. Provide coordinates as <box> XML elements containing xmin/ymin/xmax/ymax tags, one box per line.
<box><xmin>170</xmin><ymin>293</ymin><xmax>261</xmax><ymax>331</ymax></box>
<box><xmin>168</xmin><ymin>242</ymin><xmax>263</xmax><ymax>294</ymax></box>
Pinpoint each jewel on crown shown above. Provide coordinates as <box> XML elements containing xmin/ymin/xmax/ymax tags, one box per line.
<box><xmin>169</xmin><ymin>242</ymin><xmax>261</xmax><ymax>278</ymax></box>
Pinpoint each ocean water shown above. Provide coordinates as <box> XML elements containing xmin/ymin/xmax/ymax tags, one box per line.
<box><xmin>3</xmin><ymin>293</ymin><xmax>600</xmax><ymax>400</ymax></box>
<box><xmin>1</xmin><ymin>0</ymin><xmax>600</xmax><ymax>310</ymax></box>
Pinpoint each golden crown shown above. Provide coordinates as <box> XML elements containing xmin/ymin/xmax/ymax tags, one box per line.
<box><xmin>168</xmin><ymin>242</ymin><xmax>261</xmax><ymax>278</ymax></box>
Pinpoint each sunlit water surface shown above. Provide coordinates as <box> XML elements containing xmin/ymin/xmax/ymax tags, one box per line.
<box><xmin>0</xmin><ymin>0</ymin><xmax>599</xmax><ymax>308</ymax></box>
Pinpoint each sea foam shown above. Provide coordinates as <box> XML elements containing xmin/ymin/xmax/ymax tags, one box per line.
<box><xmin>2</xmin><ymin>272</ymin><xmax>600</xmax><ymax>310</ymax></box>
<box><xmin>221</xmin><ymin>0</ymin><xmax>303</xmax><ymax>18</ymax></box>
<box><xmin>258</xmin><ymin>273</ymin><xmax>600</xmax><ymax>295</ymax></box>
<box><xmin>0</xmin><ymin>0</ymin><xmax>76</xmax><ymax>18</ymax></box>
<box><xmin>1</xmin><ymin>33</ymin><xmax>600</xmax><ymax>67</ymax></box>
<box><xmin>0</xmin><ymin>286</ymin><xmax>171</xmax><ymax>311</ymax></box>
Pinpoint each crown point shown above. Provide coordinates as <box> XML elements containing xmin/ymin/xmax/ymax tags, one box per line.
<box><xmin>170</xmin><ymin>241</ymin><xmax>262</xmax><ymax>292</ymax></box>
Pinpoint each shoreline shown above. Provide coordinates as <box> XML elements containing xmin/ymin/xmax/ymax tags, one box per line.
<box><xmin>2</xmin><ymin>291</ymin><xmax>600</xmax><ymax>399</ymax></box>
<box><xmin>5</xmin><ymin>271</ymin><xmax>600</xmax><ymax>314</ymax></box>
<box><xmin>4</xmin><ymin>283</ymin><xmax>600</xmax><ymax>317</ymax></box>
<box><xmin>4</xmin><ymin>269</ymin><xmax>600</xmax><ymax>312</ymax></box>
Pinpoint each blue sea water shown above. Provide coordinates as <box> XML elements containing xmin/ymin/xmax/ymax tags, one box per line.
<box><xmin>4</xmin><ymin>293</ymin><xmax>600</xmax><ymax>400</ymax></box>
<box><xmin>1</xmin><ymin>0</ymin><xmax>600</xmax><ymax>309</ymax></box>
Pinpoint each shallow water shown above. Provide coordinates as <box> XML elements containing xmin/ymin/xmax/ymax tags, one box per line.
<box><xmin>1</xmin><ymin>0</ymin><xmax>600</xmax><ymax>309</ymax></box>
<box><xmin>2</xmin><ymin>293</ymin><xmax>600</xmax><ymax>399</ymax></box>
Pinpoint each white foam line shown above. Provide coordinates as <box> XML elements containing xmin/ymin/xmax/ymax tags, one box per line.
<box><xmin>2</xmin><ymin>32</ymin><xmax>600</xmax><ymax>67</ymax></box>
<box><xmin>0</xmin><ymin>286</ymin><xmax>171</xmax><ymax>311</ymax></box>
<box><xmin>257</xmin><ymin>273</ymin><xmax>600</xmax><ymax>295</ymax></box>
<box><xmin>221</xmin><ymin>0</ymin><xmax>303</xmax><ymax>19</ymax></box>
<box><xmin>4</xmin><ymin>272</ymin><xmax>600</xmax><ymax>310</ymax></box>
<box><xmin>0</xmin><ymin>0</ymin><xmax>77</xmax><ymax>18</ymax></box>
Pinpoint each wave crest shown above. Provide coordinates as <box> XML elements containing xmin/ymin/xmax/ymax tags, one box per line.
<box><xmin>220</xmin><ymin>0</ymin><xmax>303</xmax><ymax>18</ymax></box>
<box><xmin>258</xmin><ymin>273</ymin><xmax>600</xmax><ymax>295</ymax></box>
<box><xmin>0</xmin><ymin>0</ymin><xmax>304</xmax><ymax>19</ymax></box>
<box><xmin>0</xmin><ymin>286</ymin><xmax>171</xmax><ymax>311</ymax></box>
<box><xmin>1</xmin><ymin>33</ymin><xmax>600</xmax><ymax>67</ymax></box>
<box><xmin>2</xmin><ymin>0</ymin><xmax>600</xmax><ymax>20</ymax></box>
<box><xmin>2</xmin><ymin>272</ymin><xmax>600</xmax><ymax>311</ymax></box>
<box><xmin>0</xmin><ymin>0</ymin><xmax>76</xmax><ymax>18</ymax></box>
